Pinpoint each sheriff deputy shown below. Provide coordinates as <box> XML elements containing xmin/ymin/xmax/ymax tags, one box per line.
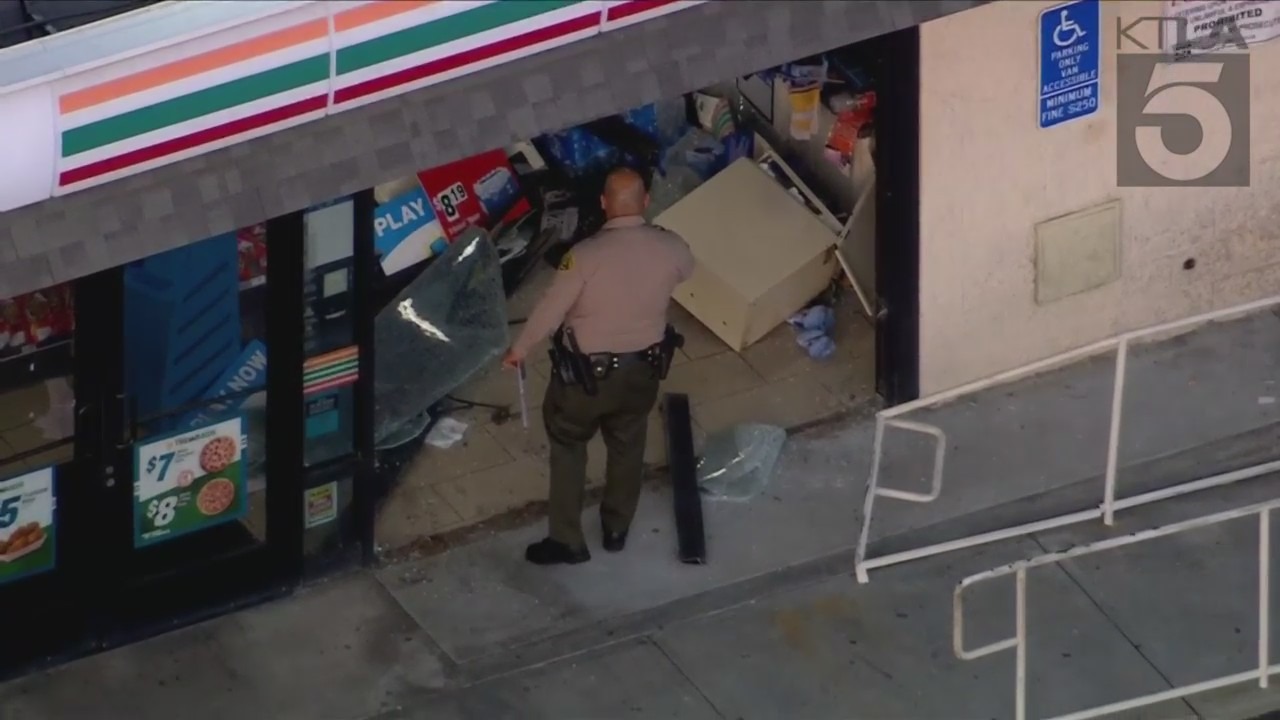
<box><xmin>503</xmin><ymin>166</ymin><xmax>694</xmax><ymax>565</ymax></box>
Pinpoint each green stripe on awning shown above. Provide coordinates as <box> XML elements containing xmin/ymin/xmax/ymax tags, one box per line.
<box><xmin>62</xmin><ymin>55</ymin><xmax>329</xmax><ymax>157</ymax></box>
<box><xmin>336</xmin><ymin>0</ymin><xmax>581</xmax><ymax>76</ymax></box>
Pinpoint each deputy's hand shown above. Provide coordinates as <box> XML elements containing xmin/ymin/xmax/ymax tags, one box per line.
<box><xmin>501</xmin><ymin>348</ymin><xmax>523</xmax><ymax>370</ymax></box>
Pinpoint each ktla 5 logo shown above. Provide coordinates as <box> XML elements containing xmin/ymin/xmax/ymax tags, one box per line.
<box><xmin>1117</xmin><ymin>53</ymin><xmax>1250</xmax><ymax>187</ymax></box>
<box><xmin>1138</xmin><ymin>61</ymin><xmax>1234</xmax><ymax>181</ymax></box>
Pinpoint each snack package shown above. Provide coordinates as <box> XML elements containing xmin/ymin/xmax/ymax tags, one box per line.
<box><xmin>46</xmin><ymin>284</ymin><xmax>74</xmax><ymax>338</ymax></box>
<box><xmin>824</xmin><ymin>91</ymin><xmax>877</xmax><ymax>169</ymax></box>
<box><xmin>24</xmin><ymin>291</ymin><xmax>54</xmax><ymax>345</ymax></box>
<box><xmin>237</xmin><ymin>224</ymin><xmax>268</xmax><ymax>282</ymax></box>
<box><xmin>2</xmin><ymin>296</ymin><xmax>27</xmax><ymax>349</ymax></box>
<box><xmin>0</xmin><ymin>299</ymin><xmax>10</xmax><ymax>349</ymax></box>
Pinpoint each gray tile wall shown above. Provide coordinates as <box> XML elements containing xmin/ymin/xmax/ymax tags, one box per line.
<box><xmin>0</xmin><ymin>0</ymin><xmax>985</xmax><ymax>298</ymax></box>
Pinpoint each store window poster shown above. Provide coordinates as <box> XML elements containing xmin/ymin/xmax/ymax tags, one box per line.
<box><xmin>134</xmin><ymin>416</ymin><xmax>247</xmax><ymax>547</ymax></box>
<box><xmin>0</xmin><ymin>466</ymin><xmax>56</xmax><ymax>586</ymax></box>
<box><xmin>304</xmin><ymin>483</ymin><xmax>338</xmax><ymax>529</ymax></box>
<box><xmin>374</xmin><ymin>186</ymin><xmax>449</xmax><ymax>276</ymax></box>
<box><xmin>416</xmin><ymin>149</ymin><xmax>531</xmax><ymax>241</ymax></box>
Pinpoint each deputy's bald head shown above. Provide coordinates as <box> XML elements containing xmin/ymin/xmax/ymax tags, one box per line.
<box><xmin>601</xmin><ymin>167</ymin><xmax>649</xmax><ymax>220</ymax></box>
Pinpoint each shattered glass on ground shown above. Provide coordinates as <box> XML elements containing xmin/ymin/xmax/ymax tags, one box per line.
<box><xmin>697</xmin><ymin>423</ymin><xmax>788</xmax><ymax>502</ymax></box>
<box><xmin>373</xmin><ymin>229</ymin><xmax>509</xmax><ymax>449</ymax></box>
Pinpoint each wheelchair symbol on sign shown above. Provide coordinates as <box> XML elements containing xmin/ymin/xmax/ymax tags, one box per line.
<box><xmin>1052</xmin><ymin>9</ymin><xmax>1086</xmax><ymax>47</ymax></box>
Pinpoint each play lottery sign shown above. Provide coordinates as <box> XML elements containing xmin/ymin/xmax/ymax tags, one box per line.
<box><xmin>134</xmin><ymin>416</ymin><xmax>247</xmax><ymax>547</ymax></box>
<box><xmin>0</xmin><ymin>466</ymin><xmax>55</xmax><ymax>586</ymax></box>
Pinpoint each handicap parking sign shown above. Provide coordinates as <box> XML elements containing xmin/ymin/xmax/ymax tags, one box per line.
<box><xmin>1038</xmin><ymin>0</ymin><xmax>1100</xmax><ymax>129</ymax></box>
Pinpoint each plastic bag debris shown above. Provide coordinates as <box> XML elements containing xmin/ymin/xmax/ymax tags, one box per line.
<box><xmin>696</xmin><ymin>424</ymin><xmax>787</xmax><ymax>502</ymax></box>
<box><xmin>373</xmin><ymin>229</ymin><xmax>508</xmax><ymax>448</ymax></box>
<box><xmin>788</xmin><ymin>305</ymin><xmax>836</xmax><ymax>360</ymax></box>
<box><xmin>425</xmin><ymin>417</ymin><xmax>469</xmax><ymax>449</ymax></box>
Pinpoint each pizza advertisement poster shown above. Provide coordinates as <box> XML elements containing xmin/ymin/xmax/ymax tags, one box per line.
<box><xmin>133</xmin><ymin>416</ymin><xmax>247</xmax><ymax>548</ymax></box>
<box><xmin>0</xmin><ymin>466</ymin><xmax>56</xmax><ymax>586</ymax></box>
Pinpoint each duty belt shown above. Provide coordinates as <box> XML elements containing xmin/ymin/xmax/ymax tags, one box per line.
<box><xmin>549</xmin><ymin>326</ymin><xmax>684</xmax><ymax>395</ymax></box>
<box><xmin>588</xmin><ymin>350</ymin><xmax>653</xmax><ymax>368</ymax></box>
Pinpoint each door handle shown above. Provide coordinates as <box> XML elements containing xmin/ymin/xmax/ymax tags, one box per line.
<box><xmin>111</xmin><ymin>393</ymin><xmax>135</xmax><ymax>450</ymax></box>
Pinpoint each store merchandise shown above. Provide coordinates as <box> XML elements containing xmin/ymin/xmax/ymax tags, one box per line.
<box><xmin>0</xmin><ymin>297</ymin><xmax>22</xmax><ymax>350</ymax></box>
<box><xmin>694</xmin><ymin>92</ymin><xmax>736</xmax><ymax>140</ymax></box>
<box><xmin>824</xmin><ymin>91</ymin><xmax>877</xmax><ymax>169</ymax></box>
<box><xmin>473</xmin><ymin>166</ymin><xmax>521</xmax><ymax>220</ymax></box>
<box><xmin>536</xmin><ymin>100</ymin><xmax>685</xmax><ymax>179</ymax></box>
<box><xmin>237</xmin><ymin>224</ymin><xmax>268</xmax><ymax>285</ymax></box>
<box><xmin>647</xmin><ymin>128</ymin><xmax>729</xmax><ymax>220</ymax></box>
<box><xmin>22</xmin><ymin>291</ymin><xmax>55</xmax><ymax>346</ymax></box>
<box><xmin>788</xmin><ymin>84</ymin><xmax>821</xmax><ymax>141</ymax></box>
<box><xmin>0</xmin><ymin>283</ymin><xmax>74</xmax><ymax>354</ymax></box>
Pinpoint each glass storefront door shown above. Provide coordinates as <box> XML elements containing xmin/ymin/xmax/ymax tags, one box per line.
<box><xmin>0</xmin><ymin>222</ymin><xmax>306</xmax><ymax>678</ymax></box>
<box><xmin>0</xmin><ymin>277</ymin><xmax>92</xmax><ymax>671</ymax></box>
<box><xmin>103</xmin><ymin>222</ymin><xmax>299</xmax><ymax>630</ymax></box>
<box><xmin>0</xmin><ymin>191</ymin><xmax>377</xmax><ymax>680</ymax></box>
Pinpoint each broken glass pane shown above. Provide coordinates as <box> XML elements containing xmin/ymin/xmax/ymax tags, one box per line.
<box><xmin>373</xmin><ymin>229</ymin><xmax>509</xmax><ymax>448</ymax></box>
<box><xmin>696</xmin><ymin>424</ymin><xmax>787</xmax><ymax>502</ymax></box>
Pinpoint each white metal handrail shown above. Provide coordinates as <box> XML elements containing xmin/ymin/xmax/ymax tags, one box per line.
<box><xmin>953</xmin><ymin>499</ymin><xmax>1278</xmax><ymax>720</ymax></box>
<box><xmin>855</xmin><ymin>293</ymin><xmax>1280</xmax><ymax>584</ymax></box>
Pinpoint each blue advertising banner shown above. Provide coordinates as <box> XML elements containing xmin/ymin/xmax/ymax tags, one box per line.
<box><xmin>181</xmin><ymin>339</ymin><xmax>267</xmax><ymax>430</ymax></box>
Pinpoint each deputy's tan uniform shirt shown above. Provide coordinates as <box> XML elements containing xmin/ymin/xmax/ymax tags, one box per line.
<box><xmin>513</xmin><ymin>215</ymin><xmax>695</xmax><ymax>356</ymax></box>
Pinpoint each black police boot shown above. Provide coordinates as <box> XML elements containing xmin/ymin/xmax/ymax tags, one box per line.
<box><xmin>525</xmin><ymin>538</ymin><xmax>590</xmax><ymax>565</ymax></box>
<box><xmin>602</xmin><ymin>525</ymin><xmax>629</xmax><ymax>553</ymax></box>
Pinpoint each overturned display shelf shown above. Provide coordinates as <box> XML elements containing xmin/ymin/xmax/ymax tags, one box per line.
<box><xmin>656</xmin><ymin>155</ymin><xmax>841</xmax><ymax>352</ymax></box>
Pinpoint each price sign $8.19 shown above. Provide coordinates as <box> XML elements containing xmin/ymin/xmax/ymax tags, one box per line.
<box><xmin>435</xmin><ymin>182</ymin><xmax>468</xmax><ymax>221</ymax></box>
<box><xmin>145</xmin><ymin>452</ymin><xmax>179</xmax><ymax>528</ymax></box>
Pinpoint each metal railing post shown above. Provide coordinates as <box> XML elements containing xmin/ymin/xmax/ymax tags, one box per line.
<box><xmin>855</xmin><ymin>415</ymin><xmax>887</xmax><ymax>584</ymax></box>
<box><xmin>859</xmin><ymin>295</ymin><xmax>1280</xmax><ymax>583</ymax></box>
<box><xmin>1015</xmin><ymin>567</ymin><xmax>1028</xmax><ymax>720</ymax></box>
<box><xmin>955</xmin><ymin>501</ymin><xmax>1280</xmax><ymax>720</ymax></box>
<box><xmin>1261</xmin><ymin>508</ymin><xmax>1271</xmax><ymax>688</ymax></box>
<box><xmin>1102</xmin><ymin>338</ymin><xmax>1129</xmax><ymax>526</ymax></box>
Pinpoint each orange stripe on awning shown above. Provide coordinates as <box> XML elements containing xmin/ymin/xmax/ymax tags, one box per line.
<box><xmin>334</xmin><ymin>0</ymin><xmax>439</xmax><ymax>32</ymax></box>
<box><xmin>59</xmin><ymin>18</ymin><xmax>328</xmax><ymax>115</ymax></box>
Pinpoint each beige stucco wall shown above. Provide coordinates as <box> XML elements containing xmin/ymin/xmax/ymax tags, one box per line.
<box><xmin>918</xmin><ymin>0</ymin><xmax>1280</xmax><ymax>395</ymax></box>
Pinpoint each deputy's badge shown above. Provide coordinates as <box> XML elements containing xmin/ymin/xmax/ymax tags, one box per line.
<box><xmin>558</xmin><ymin>252</ymin><xmax>575</xmax><ymax>272</ymax></box>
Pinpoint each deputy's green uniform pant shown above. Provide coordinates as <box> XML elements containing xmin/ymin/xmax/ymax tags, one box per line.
<box><xmin>543</xmin><ymin>362</ymin><xmax>660</xmax><ymax>550</ymax></box>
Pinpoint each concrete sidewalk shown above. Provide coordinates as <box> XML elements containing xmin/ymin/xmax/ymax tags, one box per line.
<box><xmin>2</xmin><ymin>310</ymin><xmax>1278</xmax><ymax>720</ymax></box>
<box><xmin>5</xmin><ymin>472</ymin><xmax>1279</xmax><ymax>720</ymax></box>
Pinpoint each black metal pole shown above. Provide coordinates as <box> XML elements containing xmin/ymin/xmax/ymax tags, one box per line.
<box><xmin>663</xmin><ymin>393</ymin><xmax>705</xmax><ymax>564</ymax></box>
<box><xmin>351</xmin><ymin>189</ymin><xmax>378</xmax><ymax>566</ymax></box>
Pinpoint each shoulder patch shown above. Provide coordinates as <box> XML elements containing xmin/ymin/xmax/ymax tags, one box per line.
<box><xmin>557</xmin><ymin>251</ymin><xmax>575</xmax><ymax>272</ymax></box>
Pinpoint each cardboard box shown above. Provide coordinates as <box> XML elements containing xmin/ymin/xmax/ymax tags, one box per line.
<box><xmin>656</xmin><ymin>158</ymin><xmax>839</xmax><ymax>352</ymax></box>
